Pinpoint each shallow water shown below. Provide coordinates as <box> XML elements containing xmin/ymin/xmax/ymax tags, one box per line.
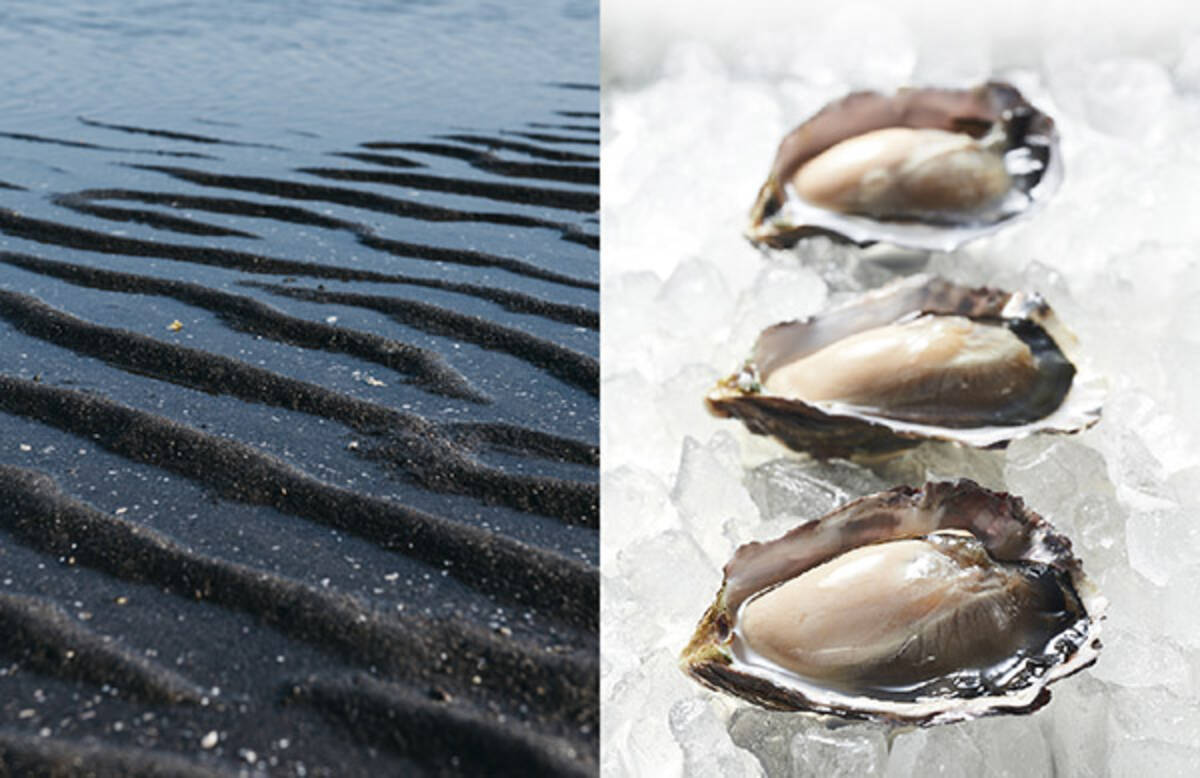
<box><xmin>0</xmin><ymin>0</ymin><xmax>597</xmax><ymax>133</ymax></box>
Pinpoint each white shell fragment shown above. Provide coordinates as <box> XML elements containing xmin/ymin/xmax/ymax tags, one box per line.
<box><xmin>680</xmin><ymin>481</ymin><xmax>1106</xmax><ymax>726</ymax></box>
<box><xmin>747</xmin><ymin>82</ymin><xmax>1062</xmax><ymax>251</ymax></box>
<box><xmin>706</xmin><ymin>275</ymin><xmax>1104</xmax><ymax>458</ymax></box>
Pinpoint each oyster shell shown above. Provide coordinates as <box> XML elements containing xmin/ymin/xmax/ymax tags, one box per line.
<box><xmin>747</xmin><ymin>82</ymin><xmax>1061</xmax><ymax>251</ymax></box>
<box><xmin>706</xmin><ymin>275</ymin><xmax>1103</xmax><ymax>458</ymax></box>
<box><xmin>680</xmin><ymin>480</ymin><xmax>1105</xmax><ymax>725</ymax></box>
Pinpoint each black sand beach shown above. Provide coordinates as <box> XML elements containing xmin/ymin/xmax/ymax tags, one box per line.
<box><xmin>0</xmin><ymin>1</ymin><xmax>598</xmax><ymax>774</ymax></box>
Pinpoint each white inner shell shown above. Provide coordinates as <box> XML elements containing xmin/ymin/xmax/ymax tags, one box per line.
<box><xmin>738</xmin><ymin>535</ymin><xmax>1052</xmax><ymax>692</ymax></box>
<box><xmin>761</xmin><ymin>314</ymin><xmax>1037</xmax><ymax>415</ymax></box>
<box><xmin>792</xmin><ymin>127</ymin><xmax>1012</xmax><ymax>219</ymax></box>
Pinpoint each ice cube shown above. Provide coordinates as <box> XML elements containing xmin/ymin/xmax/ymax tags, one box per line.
<box><xmin>602</xmin><ymin>371</ymin><xmax>679</xmax><ymax>474</ymax></box>
<box><xmin>877</xmin><ymin>441</ymin><xmax>1007</xmax><ymax>491</ymax></box>
<box><xmin>669</xmin><ymin>698</ymin><xmax>764</xmax><ymax>777</ymax></box>
<box><xmin>887</xmin><ymin>717</ymin><xmax>1051</xmax><ymax>778</ymax></box>
<box><xmin>727</xmin><ymin>707</ymin><xmax>810</xmax><ymax>777</ymax></box>
<box><xmin>1041</xmin><ymin>674</ymin><xmax>1113</xmax><ymax>778</ymax></box>
<box><xmin>1109</xmin><ymin>738</ymin><xmax>1200</xmax><ymax>778</ymax></box>
<box><xmin>1125</xmin><ymin>506</ymin><xmax>1199</xmax><ymax>587</ymax></box>
<box><xmin>1088</xmin><ymin>627</ymin><xmax>1191</xmax><ymax>691</ymax></box>
<box><xmin>671</xmin><ymin>434</ymin><xmax>759</xmax><ymax>565</ymax></box>
<box><xmin>1160</xmin><ymin>564</ymin><xmax>1200</xmax><ymax>648</ymax></box>
<box><xmin>601</xmin><ymin>465</ymin><xmax>680</xmax><ymax>568</ymax></box>
<box><xmin>615</xmin><ymin>528</ymin><xmax>719</xmax><ymax>638</ymax></box>
<box><xmin>604</xmin><ymin>650</ymin><xmax>690</xmax><ymax>778</ymax></box>
<box><xmin>657</xmin><ymin>257</ymin><xmax>736</xmax><ymax>343</ymax></box>
<box><xmin>744</xmin><ymin>457</ymin><xmax>885</xmax><ymax>524</ymax></box>
<box><xmin>727</xmin><ymin>265</ymin><xmax>828</xmax><ymax>352</ymax></box>
<box><xmin>659</xmin><ymin>363</ymin><xmax>726</xmax><ymax>449</ymax></box>
<box><xmin>789</xmin><ymin>722</ymin><xmax>887</xmax><ymax>778</ymax></box>
<box><xmin>602</xmin><ymin>271</ymin><xmax>666</xmax><ymax>374</ymax></box>
<box><xmin>1107</xmin><ymin>685</ymin><xmax>1200</xmax><ymax>746</ymax></box>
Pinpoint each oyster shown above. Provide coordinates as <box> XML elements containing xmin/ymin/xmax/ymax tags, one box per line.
<box><xmin>706</xmin><ymin>275</ymin><xmax>1103</xmax><ymax>458</ymax></box>
<box><xmin>680</xmin><ymin>480</ymin><xmax>1105</xmax><ymax>725</ymax></box>
<box><xmin>747</xmin><ymin>82</ymin><xmax>1061</xmax><ymax>251</ymax></box>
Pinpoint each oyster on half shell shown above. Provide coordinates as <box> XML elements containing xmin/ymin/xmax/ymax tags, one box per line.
<box><xmin>747</xmin><ymin>82</ymin><xmax>1061</xmax><ymax>251</ymax></box>
<box><xmin>680</xmin><ymin>480</ymin><xmax>1105</xmax><ymax>725</ymax></box>
<box><xmin>706</xmin><ymin>275</ymin><xmax>1103</xmax><ymax>458</ymax></box>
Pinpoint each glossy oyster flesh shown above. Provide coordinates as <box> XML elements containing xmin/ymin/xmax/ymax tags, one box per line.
<box><xmin>680</xmin><ymin>480</ymin><xmax>1105</xmax><ymax>725</ymax></box>
<box><xmin>747</xmin><ymin>82</ymin><xmax>1061</xmax><ymax>251</ymax></box>
<box><xmin>706</xmin><ymin>275</ymin><xmax>1103</xmax><ymax>458</ymax></box>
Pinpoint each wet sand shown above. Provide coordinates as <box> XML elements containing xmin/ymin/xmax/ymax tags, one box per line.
<box><xmin>0</xmin><ymin>72</ymin><xmax>597</xmax><ymax>778</ymax></box>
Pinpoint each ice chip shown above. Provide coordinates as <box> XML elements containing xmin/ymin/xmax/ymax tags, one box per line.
<box><xmin>668</xmin><ymin>698</ymin><xmax>764</xmax><ymax>778</ymax></box>
<box><xmin>1042</xmin><ymin>674</ymin><xmax>1112</xmax><ymax>778</ymax></box>
<box><xmin>615</xmin><ymin>529</ymin><xmax>718</xmax><ymax>637</ymax></box>
<box><xmin>727</xmin><ymin>707</ymin><xmax>810</xmax><ymax>777</ymax></box>
<box><xmin>1088</xmin><ymin>628</ymin><xmax>1192</xmax><ymax>690</ymax></box>
<box><xmin>744</xmin><ymin>457</ymin><xmax>885</xmax><ymax>523</ymax></box>
<box><xmin>671</xmin><ymin>435</ymin><xmax>758</xmax><ymax>564</ymax></box>
<box><xmin>886</xmin><ymin>717</ymin><xmax>1051</xmax><ymax>778</ymax></box>
<box><xmin>601</xmin><ymin>465</ymin><xmax>679</xmax><ymax>568</ymax></box>
<box><xmin>1109</xmin><ymin>738</ymin><xmax>1200</xmax><ymax>778</ymax></box>
<box><xmin>789</xmin><ymin>723</ymin><xmax>887</xmax><ymax>778</ymax></box>
<box><xmin>602</xmin><ymin>371</ymin><xmax>678</xmax><ymax>473</ymax></box>
<box><xmin>602</xmin><ymin>650</ymin><xmax>693</xmax><ymax>778</ymax></box>
<box><xmin>1125</xmin><ymin>506</ymin><xmax>1199</xmax><ymax>587</ymax></box>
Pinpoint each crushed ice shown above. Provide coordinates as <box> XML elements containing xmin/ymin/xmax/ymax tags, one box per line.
<box><xmin>602</xmin><ymin>2</ymin><xmax>1200</xmax><ymax>775</ymax></box>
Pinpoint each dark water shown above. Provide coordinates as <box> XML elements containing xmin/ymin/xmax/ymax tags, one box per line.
<box><xmin>0</xmin><ymin>2</ymin><xmax>597</xmax><ymax>775</ymax></box>
<box><xmin>0</xmin><ymin>0</ymin><xmax>597</xmax><ymax>132</ymax></box>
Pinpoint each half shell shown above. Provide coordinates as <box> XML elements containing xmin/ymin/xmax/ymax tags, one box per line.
<box><xmin>706</xmin><ymin>275</ymin><xmax>1103</xmax><ymax>458</ymax></box>
<box><xmin>747</xmin><ymin>82</ymin><xmax>1061</xmax><ymax>251</ymax></box>
<box><xmin>680</xmin><ymin>480</ymin><xmax>1105</xmax><ymax>725</ymax></box>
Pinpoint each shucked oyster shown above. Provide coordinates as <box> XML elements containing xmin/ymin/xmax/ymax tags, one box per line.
<box><xmin>707</xmin><ymin>275</ymin><xmax>1103</xmax><ymax>458</ymax></box>
<box><xmin>747</xmin><ymin>82</ymin><xmax>1061</xmax><ymax>251</ymax></box>
<box><xmin>680</xmin><ymin>481</ymin><xmax>1105</xmax><ymax>725</ymax></box>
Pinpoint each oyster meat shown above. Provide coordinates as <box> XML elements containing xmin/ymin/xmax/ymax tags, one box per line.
<box><xmin>706</xmin><ymin>274</ymin><xmax>1103</xmax><ymax>458</ymax></box>
<box><xmin>747</xmin><ymin>82</ymin><xmax>1062</xmax><ymax>251</ymax></box>
<box><xmin>680</xmin><ymin>480</ymin><xmax>1105</xmax><ymax>725</ymax></box>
